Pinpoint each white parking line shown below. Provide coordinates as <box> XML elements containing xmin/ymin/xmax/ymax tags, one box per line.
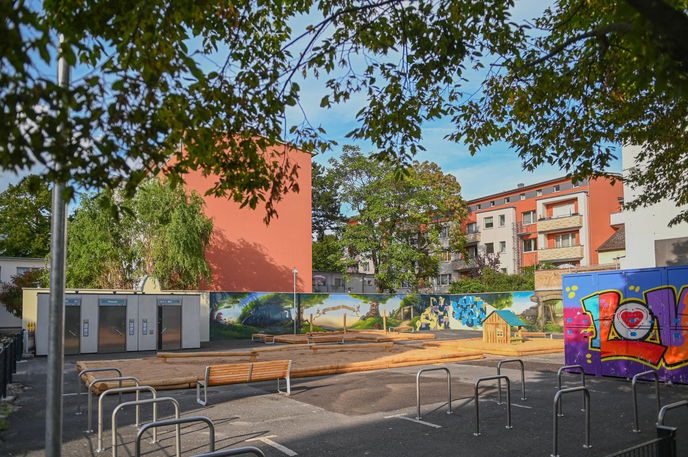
<box><xmin>384</xmin><ymin>414</ymin><xmax>442</xmax><ymax>429</ymax></box>
<box><xmin>482</xmin><ymin>399</ymin><xmax>532</xmax><ymax>409</ymax></box>
<box><xmin>247</xmin><ymin>435</ymin><xmax>298</xmax><ymax>456</ymax></box>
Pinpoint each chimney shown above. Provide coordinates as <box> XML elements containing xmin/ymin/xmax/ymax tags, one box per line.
<box><xmin>517</xmin><ymin>183</ymin><xmax>525</xmax><ymax>188</ymax></box>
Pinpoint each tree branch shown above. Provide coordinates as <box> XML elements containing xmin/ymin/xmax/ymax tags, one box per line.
<box><xmin>517</xmin><ymin>22</ymin><xmax>632</xmax><ymax>71</ymax></box>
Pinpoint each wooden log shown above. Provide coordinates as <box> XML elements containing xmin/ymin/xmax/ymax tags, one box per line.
<box><xmin>383</xmin><ymin>310</ymin><xmax>388</xmax><ymax>332</ymax></box>
<box><xmin>343</xmin><ymin>313</ymin><xmax>347</xmax><ymax>333</ymax></box>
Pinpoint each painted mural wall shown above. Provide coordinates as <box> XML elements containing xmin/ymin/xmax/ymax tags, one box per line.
<box><xmin>210</xmin><ymin>291</ymin><xmax>540</xmax><ymax>339</ymax></box>
<box><xmin>563</xmin><ymin>265</ymin><xmax>688</xmax><ymax>383</ymax></box>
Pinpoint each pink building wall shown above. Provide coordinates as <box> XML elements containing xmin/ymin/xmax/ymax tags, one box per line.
<box><xmin>183</xmin><ymin>145</ymin><xmax>313</xmax><ymax>293</ymax></box>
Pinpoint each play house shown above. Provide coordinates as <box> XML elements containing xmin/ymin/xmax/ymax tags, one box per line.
<box><xmin>482</xmin><ymin>310</ymin><xmax>526</xmax><ymax>344</ymax></box>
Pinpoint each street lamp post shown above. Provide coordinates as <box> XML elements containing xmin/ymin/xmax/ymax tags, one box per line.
<box><xmin>292</xmin><ymin>268</ymin><xmax>298</xmax><ymax>334</ymax></box>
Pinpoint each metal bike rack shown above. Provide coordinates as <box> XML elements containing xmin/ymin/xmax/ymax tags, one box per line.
<box><xmin>556</xmin><ymin>365</ymin><xmax>585</xmax><ymax>416</ymax></box>
<box><xmin>473</xmin><ymin>375</ymin><xmax>512</xmax><ymax>436</ymax></box>
<box><xmin>97</xmin><ymin>386</ymin><xmax>157</xmax><ymax>453</ymax></box>
<box><xmin>114</xmin><ymin>397</ymin><xmax>181</xmax><ymax>457</ymax></box>
<box><xmin>135</xmin><ymin>415</ymin><xmax>215</xmax><ymax>457</ymax></box>
<box><xmin>496</xmin><ymin>358</ymin><xmax>526</xmax><ymax>404</ymax></box>
<box><xmin>657</xmin><ymin>400</ymin><xmax>688</xmax><ymax>426</ymax></box>
<box><xmin>76</xmin><ymin>367</ymin><xmax>122</xmax><ymax>415</ymax></box>
<box><xmin>416</xmin><ymin>367</ymin><xmax>453</xmax><ymax>420</ymax></box>
<box><xmin>552</xmin><ymin>386</ymin><xmax>591</xmax><ymax>457</ymax></box>
<box><xmin>87</xmin><ymin>376</ymin><xmax>140</xmax><ymax>433</ymax></box>
<box><xmin>192</xmin><ymin>447</ymin><xmax>266</xmax><ymax>457</ymax></box>
<box><xmin>631</xmin><ymin>370</ymin><xmax>660</xmax><ymax>433</ymax></box>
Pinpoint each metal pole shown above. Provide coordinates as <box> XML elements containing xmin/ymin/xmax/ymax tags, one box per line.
<box><xmin>46</xmin><ymin>33</ymin><xmax>70</xmax><ymax>457</ymax></box>
<box><xmin>292</xmin><ymin>268</ymin><xmax>298</xmax><ymax>335</ymax></box>
<box><xmin>631</xmin><ymin>370</ymin><xmax>660</xmax><ymax>433</ymax></box>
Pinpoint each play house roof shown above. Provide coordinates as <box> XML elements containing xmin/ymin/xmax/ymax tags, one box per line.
<box><xmin>487</xmin><ymin>310</ymin><xmax>526</xmax><ymax>327</ymax></box>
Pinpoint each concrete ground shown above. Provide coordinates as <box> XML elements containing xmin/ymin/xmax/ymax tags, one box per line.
<box><xmin>2</xmin><ymin>335</ymin><xmax>688</xmax><ymax>457</ymax></box>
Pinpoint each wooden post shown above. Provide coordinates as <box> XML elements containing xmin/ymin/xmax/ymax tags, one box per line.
<box><xmin>309</xmin><ymin>313</ymin><xmax>313</xmax><ymax>333</ymax></box>
<box><xmin>383</xmin><ymin>310</ymin><xmax>388</xmax><ymax>332</ymax></box>
<box><xmin>343</xmin><ymin>313</ymin><xmax>347</xmax><ymax>333</ymax></box>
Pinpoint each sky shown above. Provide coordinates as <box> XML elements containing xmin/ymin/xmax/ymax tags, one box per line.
<box><xmin>1</xmin><ymin>1</ymin><xmax>621</xmax><ymax>201</ymax></box>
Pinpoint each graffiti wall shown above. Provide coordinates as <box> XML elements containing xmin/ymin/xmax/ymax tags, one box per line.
<box><xmin>210</xmin><ymin>291</ymin><xmax>539</xmax><ymax>338</ymax></box>
<box><xmin>563</xmin><ymin>265</ymin><xmax>688</xmax><ymax>383</ymax></box>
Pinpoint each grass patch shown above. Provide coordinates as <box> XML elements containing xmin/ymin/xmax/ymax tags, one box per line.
<box><xmin>300</xmin><ymin>324</ymin><xmax>327</xmax><ymax>333</ymax></box>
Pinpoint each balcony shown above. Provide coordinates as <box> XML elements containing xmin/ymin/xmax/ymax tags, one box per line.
<box><xmin>465</xmin><ymin>231</ymin><xmax>480</xmax><ymax>244</ymax></box>
<box><xmin>537</xmin><ymin>214</ymin><xmax>583</xmax><ymax>233</ymax></box>
<box><xmin>538</xmin><ymin>245</ymin><xmax>584</xmax><ymax>262</ymax></box>
<box><xmin>517</xmin><ymin>222</ymin><xmax>537</xmax><ymax>236</ymax></box>
<box><xmin>451</xmin><ymin>259</ymin><xmax>477</xmax><ymax>271</ymax></box>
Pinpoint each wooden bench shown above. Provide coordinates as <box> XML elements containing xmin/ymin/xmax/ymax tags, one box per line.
<box><xmin>196</xmin><ymin>360</ymin><xmax>291</xmax><ymax>406</ymax></box>
<box><xmin>307</xmin><ymin>334</ymin><xmax>345</xmax><ymax>344</ymax></box>
<box><xmin>251</xmin><ymin>333</ymin><xmax>276</xmax><ymax>344</ymax></box>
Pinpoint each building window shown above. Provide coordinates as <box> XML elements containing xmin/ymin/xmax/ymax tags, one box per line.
<box><xmin>360</xmin><ymin>262</ymin><xmax>370</xmax><ymax>272</ymax></box>
<box><xmin>439</xmin><ymin>251</ymin><xmax>453</xmax><ymax>262</ymax></box>
<box><xmin>554</xmin><ymin>233</ymin><xmax>577</xmax><ymax>248</ymax></box>
<box><xmin>467</xmin><ymin>222</ymin><xmax>478</xmax><ymax>234</ymax></box>
<box><xmin>484</xmin><ymin>216</ymin><xmax>494</xmax><ymax>229</ymax></box>
<box><xmin>504</xmin><ymin>196</ymin><xmax>510</xmax><ymax>204</ymax></box>
<box><xmin>499</xmin><ymin>241</ymin><xmax>506</xmax><ymax>252</ymax></box>
<box><xmin>439</xmin><ymin>274</ymin><xmax>452</xmax><ymax>286</ymax></box>
<box><xmin>466</xmin><ymin>246</ymin><xmax>477</xmax><ymax>259</ymax></box>
<box><xmin>501</xmin><ymin>268</ymin><xmax>507</xmax><ymax>273</ymax></box>
<box><xmin>552</xmin><ymin>202</ymin><xmax>575</xmax><ymax>218</ymax></box>
<box><xmin>485</xmin><ymin>243</ymin><xmax>494</xmax><ymax>254</ymax></box>
<box><xmin>536</xmin><ymin>189</ymin><xmax>543</xmax><ymax>197</ymax></box>
<box><xmin>367</xmin><ymin>279</ymin><xmax>373</xmax><ymax>286</ymax></box>
<box><xmin>476</xmin><ymin>204</ymin><xmax>482</xmax><ymax>209</ymax></box>
<box><xmin>439</xmin><ymin>224</ymin><xmax>449</xmax><ymax>238</ymax></box>
<box><xmin>498</xmin><ymin>214</ymin><xmax>506</xmax><ymax>227</ymax></box>
<box><xmin>553</xmin><ymin>184</ymin><xmax>560</xmax><ymax>192</ymax></box>
<box><xmin>522</xmin><ymin>210</ymin><xmax>536</xmax><ymax>225</ymax></box>
<box><xmin>520</xmin><ymin>193</ymin><xmax>526</xmax><ymax>201</ymax></box>
<box><xmin>334</xmin><ymin>277</ymin><xmax>344</xmax><ymax>287</ymax></box>
<box><xmin>16</xmin><ymin>267</ymin><xmax>40</xmax><ymax>276</ymax></box>
<box><xmin>523</xmin><ymin>238</ymin><xmax>537</xmax><ymax>252</ymax></box>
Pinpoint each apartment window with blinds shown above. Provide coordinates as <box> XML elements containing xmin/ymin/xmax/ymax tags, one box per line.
<box><xmin>523</xmin><ymin>238</ymin><xmax>537</xmax><ymax>252</ymax></box>
<box><xmin>555</xmin><ymin>233</ymin><xmax>576</xmax><ymax>248</ymax></box>
<box><xmin>499</xmin><ymin>241</ymin><xmax>506</xmax><ymax>252</ymax></box>
<box><xmin>522</xmin><ymin>210</ymin><xmax>536</xmax><ymax>225</ymax></box>
<box><xmin>498</xmin><ymin>214</ymin><xmax>506</xmax><ymax>227</ymax></box>
<box><xmin>466</xmin><ymin>246</ymin><xmax>477</xmax><ymax>259</ymax></box>
<box><xmin>520</xmin><ymin>193</ymin><xmax>526</xmax><ymax>200</ymax></box>
<box><xmin>439</xmin><ymin>224</ymin><xmax>449</xmax><ymax>238</ymax></box>
<box><xmin>484</xmin><ymin>216</ymin><xmax>494</xmax><ymax>229</ymax></box>
<box><xmin>439</xmin><ymin>251</ymin><xmax>453</xmax><ymax>262</ymax></box>
<box><xmin>467</xmin><ymin>222</ymin><xmax>478</xmax><ymax>234</ymax></box>
<box><xmin>504</xmin><ymin>196</ymin><xmax>510</xmax><ymax>203</ymax></box>
<box><xmin>485</xmin><ymin>242</ymin><xmax>495</xmax><ymax>254</ymax></box>
<box><xmin>536</xmin><ymin>189</ymin><xmax>543</xmax><ymax>196</ymax></box>
<box><xmin>490</xmin><ymin>200</ymin><xmax>495</xmax><ymax>207</ymax></box>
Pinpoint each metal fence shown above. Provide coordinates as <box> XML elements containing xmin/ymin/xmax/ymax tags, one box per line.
<box><xmin>606</xmin><ymin>426</ymin><xmax>677</xmax><ymax>457</ymax></box>
<box><xmin>1</xmin><ymin>331</ymin><xmax>23</xmax><ymax>399</ymax></box>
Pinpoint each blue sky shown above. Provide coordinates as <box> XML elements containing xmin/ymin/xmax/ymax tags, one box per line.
<box><xmin>1</xmin><ymin>1</ymin><xmax>621</xmax><ymax>201</ymax></box>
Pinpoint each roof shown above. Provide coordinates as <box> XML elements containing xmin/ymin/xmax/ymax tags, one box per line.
<box><xmin>487</xmin><ymin>310</ymin><xmax>526</xmax><ymax>326</ymax></box>
<box><xmin>597</xmin><ymin>226</ymin><xmax>626</xmax><ymax>252</ymax></box>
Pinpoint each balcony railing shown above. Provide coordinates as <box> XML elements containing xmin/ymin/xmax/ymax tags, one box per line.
<box><xmin>538</xmin><ymin>245</ymin><xmax>584</xmax><ymax>262</ymax></box>
<box><xmin>451</xmin><ymin>259</ymin><xmax>477</xmax><ymax>271</ymax></box>
<box><xmin>465</xmin><ymin>231</ymin><xmax>480</xmax><ymax>243</ymax></box>
<box><xmin>537</xmin><ymin>214</ymin><xmax>583</xmax><ymax>233</ymax></box>
<box><xmin>516</xmin><ymin>222</ymin><xmax>537</xmax><ymax>235</ymax></box>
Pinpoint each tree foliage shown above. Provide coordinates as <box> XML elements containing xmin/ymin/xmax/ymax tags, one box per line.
<box><xmin>0</xmin><ymin>175</ymin><xmax>51</xmax><ymax>257</ymax></box>
<box><xmin>3</xmin><ymin>1</ymin><xmax>687</xmax><ymax>222</ymax></box>
<box><xmin>449</xmin><ymin>267</ymin><xmax>535</xmax><ymax>294</ymax></box>
<box><xmin>334</xmin><ymin>146</ymin><xmax>467</xmax><ymax>293</ymax></box>
<box><xmin>66</xmin><ymin>178</ymin><xmax>213</xmax><ymax>289</ymax></box>
<box><xmin>312</xmin><ymin>234</ymin><xmax>344</xmax><ymax>272</ymax></box>
<box><xmin>312</xmin><ymin>162</ymin><xmax>344</xmax><ymax>241</ymax></box>
<box><xmin>0</xmin><ymin>269</ymin><xmax>46</xmax><ymax>317</ymax></box>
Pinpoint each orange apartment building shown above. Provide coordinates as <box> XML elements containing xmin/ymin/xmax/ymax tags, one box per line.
<box><xmin>433</xmin><ymin>176</ymin><xmax>623</xmax><ymax>291</ymax></box>
<box><xmin>183</xmin><ymin>144</ymin><xmax>313</xmax><ymax>293</ymax></box>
